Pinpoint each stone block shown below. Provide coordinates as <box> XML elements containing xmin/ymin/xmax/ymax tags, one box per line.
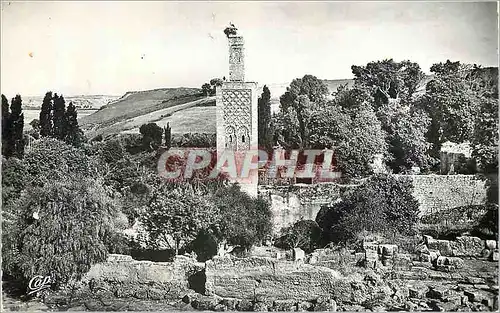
<box><xmin>420</xmin><ymin>253</ymin><xmax>431</xmax><ymax>263</ymax></box>
<box><xmin>293</xmin><ymin>248</ymin><xmax>305</xmax><ymax>262</ymax></box>
<box><xmin>491</xmin><ymin>249</ymin><xmax>499</xmax><ymax>261</ymax></box>
<box><xmin>429</xmin><ymin>249</ymin><xmax>441</xmax><ymax>262</ymax></box>
<box><xmin>297</xmin><ymin>301</ymin><xmax>313</xmax><ymax>311</ymax></box>
<box><xmin>314</xmin><ymin>299</ymin><xmax>337</xmax><ymax>312</ymax></box>
<box><xmin>205</xmin><ymin>256</ymin><xmax>350</xmax><ymax>302</ymax></box>
<box><xmin>363</xmin><ymin>242</ymin><xmax>379</xmax><ymax>252</ymax></box>
<box><xmin>253</xmin><ymin>301</ymin><xmax>269</xmax><ymax>311</ymax></box>
<box><xmin>408</xmin><ymin>286</ymin><xmax>427</xmax><ymax>299</ymax></box>
<box><xmin>436</xmin><ymin>256</ymin><xmax>448</xmax><ymax>267</ymax></box>
<box><xmin>380</xmin><ymin>244</ymin><xmax>398</xmax><ymax>256</ymax></box>
<box><xmin>427</xmin><ymin>238</ymin><xmax>453</xmax><ymax>256</ymax></box>
<box><xmin>273</xmin><ymin>300</ymin><xmax>296</xmax><ymax>311</ymax></box>
<box><xmin>447</xmin><ymin>257</ymin><xmax>465</xmax><ymax>269</ymax></box>
<box><xmin>427</xmin><ymin>286</ymin><xmax>449</xmax><ymax>300</ymax></box>
<box><xmin>485</xmin><ymin>240</ymin><xmax>497</xmax><ymax>250</ymax></box>
<box><xmin>451</xmin><ymin>236</ymin><xmax>484</xmax><ymax>257</ymax></box>
<box><xmin>220</xmin><ymin>298</ymin><xmax>238</xmax><ymax>310</ymax></box>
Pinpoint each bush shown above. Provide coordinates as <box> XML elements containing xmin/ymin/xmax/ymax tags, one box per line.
<box><xmin>171</xmin><ymin>133</ymin><xmax>216</xmax><ymax>148</ymax></box>
<box><xmin>2</xmin><ymin>177</ymin><xmax>122</xmax><ymax>287</ymax></box>
<box><xmin>275</xmin><ymin>220</ymin><xmax>321</xmax><ymax>253</ymax></box>
<box><xmin>139</xmin><ymin>123</ymin><xmax>163</xmax><ymax>151</ymax></box>
<box><xmin>316</xmin><ymin>174</ymin><xmax>419</xmax><ymax>244</ymax></box>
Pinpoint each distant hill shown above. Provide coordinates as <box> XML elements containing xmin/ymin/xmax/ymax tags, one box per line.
<box><xmin>23</xmin><ymin>95</ymin><xmax>119</xmax><ymax>110</ymax></box>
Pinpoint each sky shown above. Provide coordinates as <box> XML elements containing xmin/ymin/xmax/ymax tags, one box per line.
<box><xmin>1</xmin><ymin>1</ymin><xmax>498</xmax><ymax>97</ymax></box>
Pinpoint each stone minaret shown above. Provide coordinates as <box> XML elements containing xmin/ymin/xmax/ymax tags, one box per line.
<box><xmin>216</xmin><ymin>27</ymin><xmax>259</xmax><ymax>195</ymax></box>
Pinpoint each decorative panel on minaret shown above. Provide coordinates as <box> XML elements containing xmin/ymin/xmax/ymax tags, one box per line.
<box><xmin>228</xmin><ymin>36</ymin><xmax>245</xmax><ymax>82</ymax></box>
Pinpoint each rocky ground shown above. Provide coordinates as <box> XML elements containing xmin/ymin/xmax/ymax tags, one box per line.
<box><xmin>2</xmin><ymin>237</ymin><xmax>498</xmax><ymax>312</ymax></box>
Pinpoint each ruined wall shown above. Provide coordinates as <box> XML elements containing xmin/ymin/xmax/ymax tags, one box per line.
<box><xmin>205</xmin><ymin>256</ymin><xmax>353</xmax><ymax>302</ymax></box>
<box><xmin>79</xmin><ymin>254</ymin><xmax>204</xmax><ymax>300</ymax></box>
<box><xmin>258</xmin><ymin>183</ymin><xmax>357</xmax><ymax>233</ymax></box>
<box><xmin>261</xmin><ymin>175</ymin><xmax>489</xmax><ymax>233</ymax></box>
<box><xmin>397</xmin><ymin>175</ymin><xmax>488</xmax><ymax>216</ymax></box>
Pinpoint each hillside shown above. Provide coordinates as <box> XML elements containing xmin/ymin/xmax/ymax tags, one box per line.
<box><xmin>80</xmin><ymin>88</ymin><xmax>212</xmax><ymax>138</ymax></box>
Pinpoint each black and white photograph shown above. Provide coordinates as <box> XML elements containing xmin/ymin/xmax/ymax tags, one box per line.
<box><xmin>1</xmin><ymin>1</ymin><xmax>499</xmax><ymax>311</ymax></box>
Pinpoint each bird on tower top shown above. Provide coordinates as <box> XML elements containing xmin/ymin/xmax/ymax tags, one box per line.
<box><xmin>224</xmin><ymin>22</ymin><xmax>238</xmax><ymax>38</ymax></box>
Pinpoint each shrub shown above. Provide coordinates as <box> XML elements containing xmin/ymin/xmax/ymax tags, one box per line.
<box><xmin>22</xmin><ymin>138</ymin><xmax>98</xmax><ymax>187</ymax></box>
<box><xmin>316</xmin><ymin>174</ymin><xmax>419</xmax><ymax>244</ymax></box>
<box><xmin>2</xmin><ymin>177</ymin><xmax>121</xmax><ymax>287</ymax></box>
<box><xmin>171</xmin><ymin>133</ymin><xmax>216</xmax><ymax>148</ymax></box>
<box><xmin>275</xmin><ymin>220</ymin><xmax>321</xmax><ymax>253</ymax></box>
<box><xmin>139</xmin><ymin>123</ymin><xmax>163</xmax><ymax>151</ymax></box>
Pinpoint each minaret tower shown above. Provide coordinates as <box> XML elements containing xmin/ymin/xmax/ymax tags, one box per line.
<box><xmin>216</xmin><ymin>24</ymin><xmax>259</xmax><ymax>195</ymax></box>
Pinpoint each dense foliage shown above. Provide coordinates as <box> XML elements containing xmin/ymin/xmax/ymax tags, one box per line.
<box><xmin>317</xmin><ymin>174</ymin><xmax>419</xmax><ymax>243</ymax></box>
<box><xmin>2</xmin><ymin>177</ymin><xmax>123</xmax><ymax>286</ymax></box>
<box><xmin>276</xmin><ymin>220</ymin><xmax>322</xmax><ymax>253</ymax></box>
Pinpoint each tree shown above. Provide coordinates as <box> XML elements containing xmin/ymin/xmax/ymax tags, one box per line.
<box><xmin>276</xmin><ymin>220</ymin><xmax>321</xmax><ymax>253</ymax></box>
<box><xmin>316</xmin><ymin>174</ymin><xmax>419</xmax><ymax>244</ymax></box>
<box><xmin>376</xmin><ymin>101</ymin><xmax>433</xmax><ymax>173</ymax></box>
<box><xmin>472</xmin><ymin>96</ymin><xmax>498</xmax><ymax>173</ymax></box>
<box><xmin>8</xmin><ymin>95</ymin><xmax>25</xmax><ymax>158</ymax></box>
<box><xmin>22</xmin><ymin>138</ymin><xmax>98</xmax><ymax>187</ymax></box>
<box><xmin>282</xmin><ymin>74</ymin><xmax>329</xmax><ymax>104</ymax></box>
<box><xmin>52</xmin><ymin>93</ymin><xmax>66</xmax><ymax>140</ymax></box>
<box><xmin>2</xmin><ymin>156</ymin><xmax>29</xmax><ymax>208</ymax></box>
<box><xmin>39</xmin><ymin>91</ymin><xmax>53</xmax><ymax>137</ymax></box>
<box><xmin>2</xmin><ymin>94</ymin><xmax>11</xmax><ymax>156</ymax></box>
<box><xmin>275</xmin><ymin>75</ymin><xmax>329</xmax><ymax>149</ymax></box>
<box><xmin>351</xmin><ymin>59</ymin><xmax>425</xmax><ymax>108</ymax></box>
<box><xmin>201</xmin><ymin>83</ymin><xmax>212</xmax><ymax>97</ymax></box>
<box><xmin>164</xmin><ymin>122</ymin><xmax>172</xmax><ymax>149</ymax></box>
<box><xmin>141</xmin><ymin>185</ymin><xmax>219</xmax><ymax>255</ymax></box>
<box><xmin>139</xmin><ymin>123</ymin><xmax>163</xmax><ymax>151</ymax></box>
<box><xmin>308</xmin><ymin>95</ymin><xmax>387</xmax><ymax>178</ymax></box>
<box><xmin>64</xmin><ymin>101</ymin><xmax>85</xmax><ymax>147</ymax></box>
<box><xmin>209</xmin><ymin>78</ymin><xmax>224</xmax><ymax>96</ymax></box>
<box><xmin>258</xmin><ymin>85</ymin><xmax>273</xmax><ymax>150</ymax></box>
<box><xmin>211</xmin><ymin>184</ymin><xmax>273</xmax><ymax>250</ymax></box>
<box><xmin>2</xmin><ymin>177</ymin><xmax>122</xmax><ymax>286</ymax></box>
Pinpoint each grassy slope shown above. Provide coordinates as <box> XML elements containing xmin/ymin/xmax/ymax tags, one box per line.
<box><xmin>80</xmin><ymin>87</ymin><xmax>206</xmax><ymax>137</ymax></box>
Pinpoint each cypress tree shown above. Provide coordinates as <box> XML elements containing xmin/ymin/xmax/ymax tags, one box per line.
<box><xmin>2</xmin><ymin>94</ymin><xmax>11</xmax><ymax>156</ymax></box>
<box><xmin>9</xmin><ymin>95</ymin><xmax>25</xmax><ymax>158</ymax></box>
<box><xmin>258</xmin><ymin>85</ymin><xmax>272</xmax><ymax>150</ymax></box>
<box><xmin>64</xmin><ymin>101</ymin><xmax>84</xmax><ymax>147</ymax></box>
<box><xmin>39</xmin><ymin>92</ymin><xmax>53</xmax><ymax>137</ymax></box>
<box><xmin>164</xmin><ymin>123</ymin><xmax>172</xmax><ymax>149</ymax></box>
<box><xmin>53</xmin><ymin>93</ymin><xmax>66</xmax><ymax>139</ymax></box>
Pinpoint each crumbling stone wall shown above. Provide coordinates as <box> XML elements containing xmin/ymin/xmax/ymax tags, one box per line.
<box><xmin>78</xmin><ymin>254</ymin><xmax>204</xmax><ymax>300</ymax></box>
<box><xmin>261</xmin><ymin>175</ymin><xmax>489</xmax><ymax>233</ymax></box>
<box><xmin>205</xmin><ymin>255</ymin><xmax>354</xmax><ymax>302</ymax></box>
<box><xmin>397</xmin><ymin>175</ymin><xmax>488</xmax><ymax>216</ymax></box>
<box><xmin>258</xmin><ymin>183</ymin><xmax>357</xmax><ymax>233</ymax></box>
